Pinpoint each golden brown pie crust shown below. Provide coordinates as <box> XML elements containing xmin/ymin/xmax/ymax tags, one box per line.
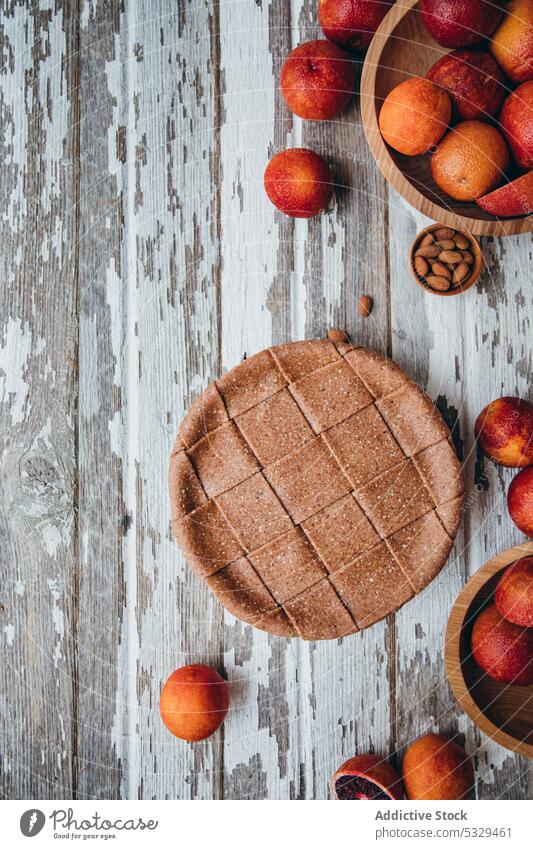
<box><xmin>169</xmin><ymin>341</ymin><xmax>464</xmax><ymax>640</ymax></box>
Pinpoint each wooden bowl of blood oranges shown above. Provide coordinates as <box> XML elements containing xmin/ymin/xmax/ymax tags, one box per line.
<box><xmin>445</xmin><ymin>543</ymin><xmax>533</xmax><ymax>758</ymax></box>
<box><xmin>361</xmin><ymin>0</ymin><xmax>532</xmax><ymax>237</ymax></box>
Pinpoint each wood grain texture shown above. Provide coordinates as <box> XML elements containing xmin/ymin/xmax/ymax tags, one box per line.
<box><xmin>0</xmin><ymin>0</ymin><xmax>79</xmax><ymax>798</ymax></box>
<box><xmin>133</xmin><ymin>0</ymin><xmax>224</xmax><ymax>801</ymax></box>
<box><xmin>0</xmin><ymin>0</ymin><xmax>532</xmax><ymax>800</ymax></box>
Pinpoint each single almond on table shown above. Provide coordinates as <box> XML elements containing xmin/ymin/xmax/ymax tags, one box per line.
<box><xmin>328</xmin><ymin>328</ymin><xmax>349</xmax><ymax>343</ymax></box>
<box><xmin>358</xmin><ymin>294</ymin><xmax>373</xmax><ymax>317</ymax></box>
<box><xmin>439</xmin><ymin>250</ymin><xmax>463</xmax><ymax>264</ymax></box>
<box><xmin>414</xmin><ymin>256</ymin><xmax>429</xmax><ymax>276</ymax></box>
<box><xmin>426</xmin><ymin>275</ymin><xmax>450</xmax><ymax>291</ymax></box>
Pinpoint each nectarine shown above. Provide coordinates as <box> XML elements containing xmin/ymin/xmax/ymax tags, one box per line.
<box><xmin>421</xmin><ymin>0</ymin><xmax>503</xmax><ymax>49</ymax></box>
<box><xmin>427</xmin><ymin>49</ymin><xmax>506</xmax><ymax>121</ymax></box>
<box><xmin>471</xmin><ymin>603</ymin><xmax>533</xmax><ymax>686</ymax></box>
<box><xmin>264</xmin><ymin>148</ymin><xmax>334</xmax><ymax>218</ymax></box>
<box><xmin>507</xmin><ymin>468</ymin><xmax>533</xmax><ymax>539</ymax></box>
<box><xmin>474</xmin><ymin>397</ymin><xmax>533</xmax><ymax>467</ymax></box>
<box><xmin>495</xmin><ymin>557</ymin><xmax>533</xmax><ymax>627</ymax></box>
<box><xmin>160</xmin><ymin>664</ymin><xmax>229</xmax><ymax>741</ymax></box>
<box><xmin>402</xmin><ymin>734</ymin><xmax>474</xmax><ymax>800</ymax></box>
<box><xmin>280</xmin><ymin>40</ymin><xmax>355</xmax><ymax>120</ymax></box>
<box><xmin>477</xmin><ymin>171</ymin><xmax>533</xmax><ymax>217</ymax></box>
<box><xmin>499</xmin><ymin>81</ymin><xmax>533</xmax><ymax>170</ymax></box>
<box><xmin>318</xmin><ymin>0</ymin><xmax>394</xmax><ymax>53</ymax></box>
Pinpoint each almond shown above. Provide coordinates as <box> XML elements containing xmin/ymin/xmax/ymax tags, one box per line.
<box><xmin>416</xmin><ymin>244</ymin><xmax>441</xmax><ymax>258</ymax></box>
<box><xmin>461</xmin><ymin>250</ymin><xmax>474</xmax><ymax>264</ymax></box>
<box><xmin>426</xmin><ymin>275</ymin><xmax>450</xmax><ymax>291</ymax></box>
<box><xmin>435</xmin><ymin>239</ymin><xmax>456</xmax><ymax>251</ymax></box>
<box><xmin>420</xmin><ymin>233</ymin><xmax>434</xmax><ymax>246</ymax></box>
<box><xmin>358</xmin><ymin>294</ymin><xmax>373</xmax><ymax>317</ymax></box>
<box><xmin>434</xmin><ymin>227</ymin><xmax>454</xmax><ymax>240</ymax></box>
<box><xmin>328</xmin><ymin>328</ymin><xmax>349</xmax><ymax>343</ymax></box>
<box><xmin>452</xmin><ymin>263</ymin><xmax>470</xmax><ymax>285</ymax></box>
<box><xmin>454</xmin><ymin>234</ymin><xmax>470</xmax><ymax>250</ymax></box>
<box><xmin>431</xmin><ymin>262</ymin><xmax>451</xmax><ymax>280</ymax></box>
<box><xmin>414</xmin><ymin>256</ymin><xmax>429</xmax><ymax>277</ymax></box>
<box><xmin>438</xmin><ymin>250</ymin><xmax>463</xmax><ymax>264</ymax></box>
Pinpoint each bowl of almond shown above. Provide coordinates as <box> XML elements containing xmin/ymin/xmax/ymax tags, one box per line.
<box><xmin>410</xmin><ymin>225</ymin><xmax>483</xmax><ymax>297</ymax></box>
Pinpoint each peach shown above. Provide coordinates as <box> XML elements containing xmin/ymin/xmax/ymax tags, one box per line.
<box><xmin>499</xmin><ymin>81</ymin><xmax>533</xmax><ymax>170</ymax></box>
<box><xmin>471</xmin><ymin>603</ymin><xmax>533</xmax><ymax>685</ymax></box>
<box><xmin>495</xmin><ymin>557</ymin><xmax>533</xmax><ymax>626</ymax></box>
<box><xmin>402</xmin><ymin>734</ymin><xmax>474</xmax><ymax>800</ymax></box>
<box><xmin>332</xmin><ymin>754</ymin><xmax>404</xmax><ymax>799</ymax></box>
<box><xmin>379</xmin><ymin>77</ymin><xmax>451</xmax><ymax>156</ymax></box>
<box><xmin>491</xmin><ymin>0</ymin><xmax>533</xmax><ymax>84</ymax></box>
<box><xmin>421</xmin><ymin>0</ymin><xmax>503</xmax><ymax>48</ymax></box>
<box><xmin>507</xmin><ymin>468</ymin><xmax>533</xmax><ymax>539</ymax></box>
<box><xmin>160</xmin><ymin>664</ymin><xmax>229</xmax><ymax>741</ymax></box>
<box><xmin>318</xmin><ymin>0</ymin><xmax>394</xmax><ymax>53</ymax></box>
<box><xmin>477</xmin><ymin>171</ymin><xmax>533</xmax><ymax>217</ymax></box>
<box><xmin>280</xmin><ymin>40</ymin><xmax>355</xmax><ymax>120</ymax></box>
<box><xmin>427</xmin><ymin>49</ymin><xmax>506</xmax><ymax>121</ymax></box>
<box><xmin>474</xmin><ymin>397</ymin><xmax>533</xmax><ymax>467</ymax></box>
<box><xmin>264</xmin><ymin>148</ymin><xmax>334</xmax><ymax>218</ymax></box>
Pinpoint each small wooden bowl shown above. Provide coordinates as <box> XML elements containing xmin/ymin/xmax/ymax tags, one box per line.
<box><xmin>410</xmin><ymin>224</ymin><xmax>483</xmax><ymax>296</ymax></box>
<box><xmin>445</xmin><ymin>543</ymin><xmax>533</xmax><ymax>759</ymax></box>
<box><xmin>361</xmin><ymin>0</ymin><xmax>533</xmax><ymax>237</ymax></box>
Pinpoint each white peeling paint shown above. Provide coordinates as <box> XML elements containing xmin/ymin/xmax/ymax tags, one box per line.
<box><xmin>3</xmin><ymin>624</ymin><xmax>15</xmax><ymax>646</ymax></box>
<box><xmin>106</xmin><ymin>259</ymin><xmax>123</xmax><ymax>388</ymax></box>
<box><xmin>47</xmin><ymin>578</ymin><xmax>65</xmax><ymax>668</ymax></box>
<box><xmin>108</xmin><ymin>410</ymin><xmax>123</xmax><ymax>457</ymax></box>
<box><xmin>0</xmin><ymin>318</ymin><xmax>33</xmax><ymax>425</ymax></box>
<box><xmin>80</xmin><ymin>0</ymin><xmax>100</xmax><ymax>31</ymax></box>
<box><xmin>42</xmin><ymin>523</ymin><xmax>64</xmax><ymax>559</ymax></box>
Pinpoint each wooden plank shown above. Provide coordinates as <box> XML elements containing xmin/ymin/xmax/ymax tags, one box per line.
<box><xmin>75</xmin><ymin>0</ymin><xmax>125</xmax><ymax>799</ymax></box>
<box><xmin>131</xmin><ymin>0</ymin><xmax>224</xmax><ymax>800</ymax></box>
<box><xmin>218</xmin><ymin>0</ymin><xmax>302</xmax><ymax>800</ymax></box>
<box><xmin>0</xmin><ymin>1</ymin><xmax>78</xmax><ymax>798</ymax></box>
<box><xmin>389</xmin><ymin>195</ymin><xmax>533</xmax><ymax>799</ymax></box>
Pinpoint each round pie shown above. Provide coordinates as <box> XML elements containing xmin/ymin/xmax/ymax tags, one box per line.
<box><xmin>169</xmin><ymin>339</ymin><xmax>464</xmax><ymax>640</ymax></box>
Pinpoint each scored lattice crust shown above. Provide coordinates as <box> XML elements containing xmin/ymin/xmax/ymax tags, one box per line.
<box><xmin>170</xmin><ymin>340</ymin><xmax>464</xmax><ymax>640</ymax></box>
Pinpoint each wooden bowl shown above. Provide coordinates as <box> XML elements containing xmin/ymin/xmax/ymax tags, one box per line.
<box><xmin>361</xmin><ymin>0</ymin><xmax>533</xmax><ymax>237</ymax></box>
<box><xmin>410</xmin><ymin>224</ymin><xmax>483</xmax><ymax>296</ymax></box>
<box><xmin>445</xmin><ymin>543</ymin><xmax>533</xmax><ymax>758</ymax></box>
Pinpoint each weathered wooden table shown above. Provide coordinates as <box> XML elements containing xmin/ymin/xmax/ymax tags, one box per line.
<box><xmin>1</xmin><ymin>0</ymin><xmax>531</xmax><ymax>801</ymax></box>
